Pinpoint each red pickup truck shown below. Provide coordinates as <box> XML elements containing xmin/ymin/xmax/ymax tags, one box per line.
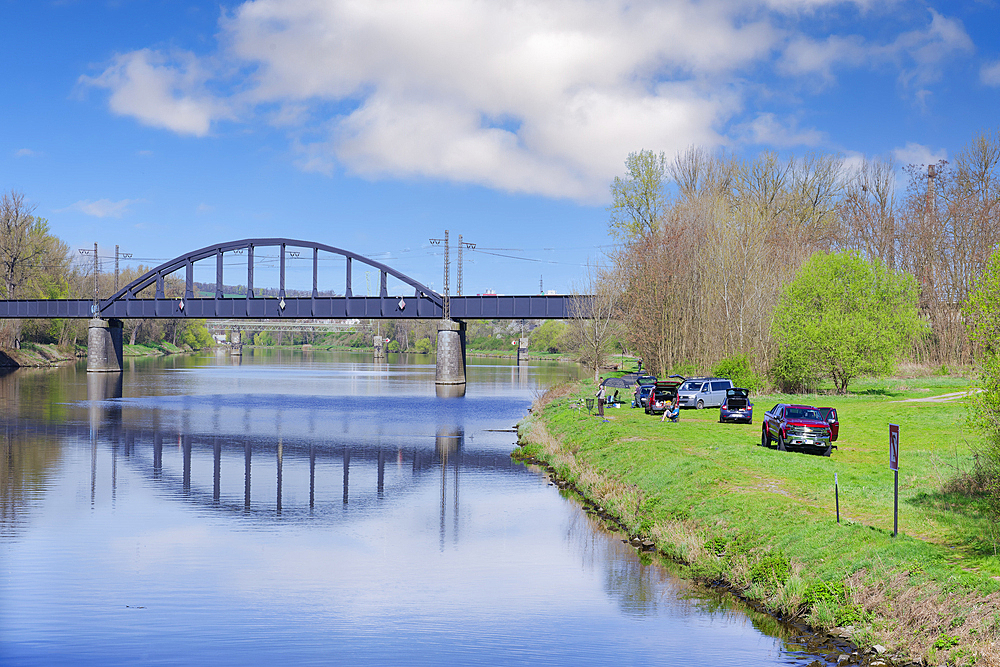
<box><xmin>760</xmin><ymin>404</ymin><xmax>839</xmax><ymax>456</ymax></box>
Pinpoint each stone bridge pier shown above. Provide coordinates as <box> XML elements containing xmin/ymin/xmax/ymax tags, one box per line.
<box><xmin>87</xmin><ymin>318</ymin><xmax>124</xmax><ymax>373</ymax></box>
<box><xmin>435</xmin><ymin>319</ymin><xmax>466</xmax><ymax>387</ymax></box>
<box><xmin>230</xmin><ymin>329</ymin><xmax>243</xmax><ymax>356</ymax></box>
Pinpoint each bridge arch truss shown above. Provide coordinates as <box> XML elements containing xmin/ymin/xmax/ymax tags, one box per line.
<box><xmin>106</xmin><ymin>238</ymin><xmax>443</xmax><ymax>320</ymax></box>
<box><xmin>0</xmin><ymin>238</ymin><xmax>577</xmax><ymax>320</ymax></box>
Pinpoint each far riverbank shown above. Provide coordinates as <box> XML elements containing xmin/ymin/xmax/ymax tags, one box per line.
<box><xmin>0</xmin><ymin>341</ymin><xmax>194</xmax><ymax>368</ymax></box>
<box><xmin>515</xmin><ymin>375</ymin><xmax>999</xmax><ymax>667</ymax></box>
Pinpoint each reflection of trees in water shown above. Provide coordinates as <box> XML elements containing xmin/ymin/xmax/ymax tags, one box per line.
<box><xmin>690</xmin><ymin>590</ymin><xmax>791</xmax><ymax>640</ymax></box>
<box><xmin>0</xmin><ymin>431</ymin><xmax>62</xmax><ymax>539</ymax></box>
<box><xmin>1</xmin><ymin>367</ymin><xmax>72</xmax><ymax>539</ymax></box>
<box><xmin>565</xmin><ymin>506</ymin><xmax>691</xmax><ymax>618</ymax></box>
<box><xmin>565</xmin><ymin>502</ymin><xmax>802</xmax><ymax>650</ymax></box>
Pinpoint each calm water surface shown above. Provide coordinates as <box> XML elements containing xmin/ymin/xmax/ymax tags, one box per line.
<box><xmin>2</xmin><ymin>350</ymin><xmax>824</xmax><ymax>665</ymax></box>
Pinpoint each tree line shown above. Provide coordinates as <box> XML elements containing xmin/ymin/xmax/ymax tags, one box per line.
<box><xmin>602</xmin><ymin>129</ymin><xmax>1000</xmax><ymax>386</ymax></box>
<box><xmin>0</xmin><ymin>190</ymin><xmax>211</xmax><ymax>350</ymax></box>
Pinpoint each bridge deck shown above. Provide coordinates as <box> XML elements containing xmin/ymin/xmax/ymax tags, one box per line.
<box><xmin>0</xmin><ymin>295</ymin><xmax>577</xmax><ymax>319</ymax></box>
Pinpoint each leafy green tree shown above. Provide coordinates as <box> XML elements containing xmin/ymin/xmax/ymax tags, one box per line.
<box><xmin>771</xmin><ymin>251</ymin><xmax>922</xmax><ymax>394</ymax></box>
<box><xmin>965</xmin><ymin>244</ymin><xmax>1000</xmax><ymax>447</ymax></box>
<box><xmin>177</xmin><ymin>320</ymin><xmax>213</xmax><ymax>349</ymax></box>
<box><xmin>711</xmin><ymin>354</ymin><xmax>764</xmax><ymax>393</ymax></box>
<box><xmin>1</xmin><ymin>190</ymin><xmax>72</xmax><ymax>347</ymax></box>
<box><xmin>414</xmin><ymin>337</ymin><xmax>433</xmax><ymax>354</ymax></box>
<box><xmin>529</xmin><ymin>320</ymin><xmax>569</xmax><ymax>353</ymax></box>
<box><xmin>608</xmin><ymin>149</ymin><xmax>667</xmax><ymax>239</ymax></box>
<box><xmin>963</xmin><ymin>243</ymin><xmax>1000</xmax><ymax>541</ymax></box>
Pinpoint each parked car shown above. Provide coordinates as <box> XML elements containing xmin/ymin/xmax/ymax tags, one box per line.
<box><xmin>634</xmin><ymin>384</ymin><xmax>654</xmax><ymax>408</ymax></box>
<box><xmin>719</xmin><ymin>388</ymin><xmax>753</xmax><ymax>424</ymax></box>
<box><xmin>646</xmin><ymin>378</ymin><xmax>683</xmax><ymax>415</ymax></box>
<box><xmin>632</xmin><ymin>375</ymin><xmax>657</xmax><ymax>408</ymax></box>
<box><xmin>760</xmin><ymin>404</ymin><xmax>837</xmax><ymax>456</ymax></box>
<box><xmin>677</xmin><ymin>378</ymin><xmax>733</xmax><ymax>409</ymax></box>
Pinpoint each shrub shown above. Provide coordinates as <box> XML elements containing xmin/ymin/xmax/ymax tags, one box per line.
<box><xmin>712</xmin><ymin>354</ymin><xmax>764</xmax><ymax>392</ymax></box>
<box><xmin>771</xmin><ymin>251</ymin><xmax>922</xmax><ymax>394</ymax></box>
<box><xmin>749</xmin><ymin>551</ymin><xmax>789</xmax><ymax>589</ymax></box>
<box><xmin>803</xmin><ymin>580</ymin><xmax>846</xmax><ymax>607</ymax></box>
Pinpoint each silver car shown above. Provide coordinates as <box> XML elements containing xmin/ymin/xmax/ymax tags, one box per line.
<box><xmin>677</xmin><ymin>378</ymin><xmax>734</xmax><ymax>409</ymax></box>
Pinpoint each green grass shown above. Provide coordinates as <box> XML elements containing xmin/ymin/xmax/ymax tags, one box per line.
<box><xmin>123</xmin><ymin>341</ymin><xmax>186</xmax><ymax>356</ymax></box>
<box><xmin>518</xmin><ymin>375</ymin><xmax>999</xmax><ymax>663</ymax></box>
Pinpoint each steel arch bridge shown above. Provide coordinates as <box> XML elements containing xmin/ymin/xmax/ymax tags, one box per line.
<box><xmin>0</xmin><ymin>238</ymin><xmax>577</xmax><ymax>320</ymax></box>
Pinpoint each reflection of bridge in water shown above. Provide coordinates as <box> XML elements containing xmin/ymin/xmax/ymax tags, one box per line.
<box><xmin>4</xmin><ymin>372</ymin><xmax>531</xmax><ymax>550</ymax></box>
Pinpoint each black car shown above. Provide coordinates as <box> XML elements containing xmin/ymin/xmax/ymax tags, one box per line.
<box><xmin>719</xmin><ymin>388</ymin><xmax>753</xmax><ymax>424</ymax></box>
<box><xmin>634</xmin><ymin>384</ymin><xmax>655</xmax><ymax>408</ymax></box>
<box><xmin>632</xmin><ymin>375</ymin><xmax>657</xmax><ymax>408</ymax></box>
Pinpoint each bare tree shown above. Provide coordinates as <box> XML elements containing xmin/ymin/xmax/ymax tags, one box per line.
<box><xmin>836</xmin><ymin>156</ymin><xmax>898</xmax><ymax>266</ymax></box>
<box><xmin>569</xmin><ymin>262</ymin><xmax>621</xmax><ymax>382</ymax></box>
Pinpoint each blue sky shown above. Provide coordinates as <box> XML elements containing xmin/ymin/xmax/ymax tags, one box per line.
<box><xmin>3</xmin><ymin>0</ymin><xmax>999</xmax><ymax>296</ymax></box>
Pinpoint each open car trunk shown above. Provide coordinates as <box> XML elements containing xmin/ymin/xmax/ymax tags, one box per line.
<box><xmin>724</xmin><ymin>389</ymin><xmax>750</xmax><ymax>410</ymax></box>
<box><xmin>726</xmin><ymin>395</ymin><xmax>749</xmax><ymax>409</ymax></box>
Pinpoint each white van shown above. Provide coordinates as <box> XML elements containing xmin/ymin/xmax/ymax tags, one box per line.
<box><xmin>677</xmin><ymin>377</ymin><xmax>734</xmax><ymax>409</ymax></box>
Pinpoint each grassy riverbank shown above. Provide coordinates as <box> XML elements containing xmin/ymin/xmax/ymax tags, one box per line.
<box><xmin>123</xmin><ymin>341</ymin><xmax>186</xmax><ymax>357</ymax></box>
<box><xmin>0</xmin><ymin>343</ymin><xmax>77</xmax><ymax>367</ymax></box>
<box><xmin>516</xmin><ymin>375</ymin><xmax>999</xmax><ymax>666</ymax></box>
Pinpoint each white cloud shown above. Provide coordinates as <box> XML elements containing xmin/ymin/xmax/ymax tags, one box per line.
<box><xmin>892</xmin><ymin>141</ymin><xmax>946</xmax><ymax>168</ymax></box>
<box><xmin>982</xmin><ymin>60</ymin><xmax>1000</xmax><ymax>87</ymax></box>
<box><xmin>778</xmin><ymin>8</ymin><xmax>973</xmax><ymax>91</ymax></box>
<box><xmin>80</xmin><ymin>49</ymin><xmax>233</xmax><ymax>136</ymax></box>
<box><xmin>64</xmin><ymin>198</ymin><xmax>140</xmax><ymax>218</ymax></box>
<box><xmin>894</xmin><ymin>9</ymin><xmax>974</xmax><ymax>88</ymax></box>
<box><xmin>736</xmin><ymin>113</ymin><xmax>825</xmax><ymax>147</ymax></box>
<box><xmin>779</xmin><ymin>34</ymin><xmax>869</xmax><ymax>81</ymax></box>
<box><xmin>15</xmin><ymin>148</ymin><xmax>40</xmax><ymax>158</ymax></box>
<box><xmin>80</xmin><ymin>0</ymin><xmax>977</xmax><ymax>201</ymax></box>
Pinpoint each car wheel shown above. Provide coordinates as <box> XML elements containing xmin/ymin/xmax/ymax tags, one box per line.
<box><xmin>748</xmin><ymin>419</ymin><xmax>753</xmax><ymax>425</ymax></box>
<box><xmin>777</xmin><ymin>433</ymin><xmax>787</xmax><ymax>452</ymax></box>
<box><xmin>761</xmin><ymin>428</ymin><xmax>770</xmax><ymax>448</ymax></box>
<box><xmin>697</xmin><ymin>400</ymin><xmax>704</xmax><ymax>410</ymax></box>
<box><xmin>823</xmin><ymin>445</ymin><xmax>833</xmax><ymax>457</ymax></box>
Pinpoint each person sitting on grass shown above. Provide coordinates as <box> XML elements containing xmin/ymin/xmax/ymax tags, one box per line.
<box><xmin>661</xmin><ymin>395</ymin><xmax>680</xmax><ymax>423</ymax></box>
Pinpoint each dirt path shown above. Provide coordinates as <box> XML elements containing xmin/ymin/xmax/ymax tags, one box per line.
<box><xmin>893</xmin><ymin>390</ymin><xmax>980</xmax><ymax>403</ymax></box>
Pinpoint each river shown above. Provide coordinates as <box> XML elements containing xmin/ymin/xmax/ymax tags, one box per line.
<box><xmin>1</xmin><ymin>350</ymin><xmax>831</xmax><ymax>665</ymax></box>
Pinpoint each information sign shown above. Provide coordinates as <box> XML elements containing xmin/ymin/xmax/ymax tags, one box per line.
<box><xmin>889</xmin><ymin>424</ymin><xmax>899</xmax><ymax>471</ymax></box>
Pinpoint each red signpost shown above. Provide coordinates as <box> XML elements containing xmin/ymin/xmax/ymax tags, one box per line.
<box><xmin>889</xmin><ymin>424</ymin><xmax>899</xmax><ymax>536</ymax></box>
